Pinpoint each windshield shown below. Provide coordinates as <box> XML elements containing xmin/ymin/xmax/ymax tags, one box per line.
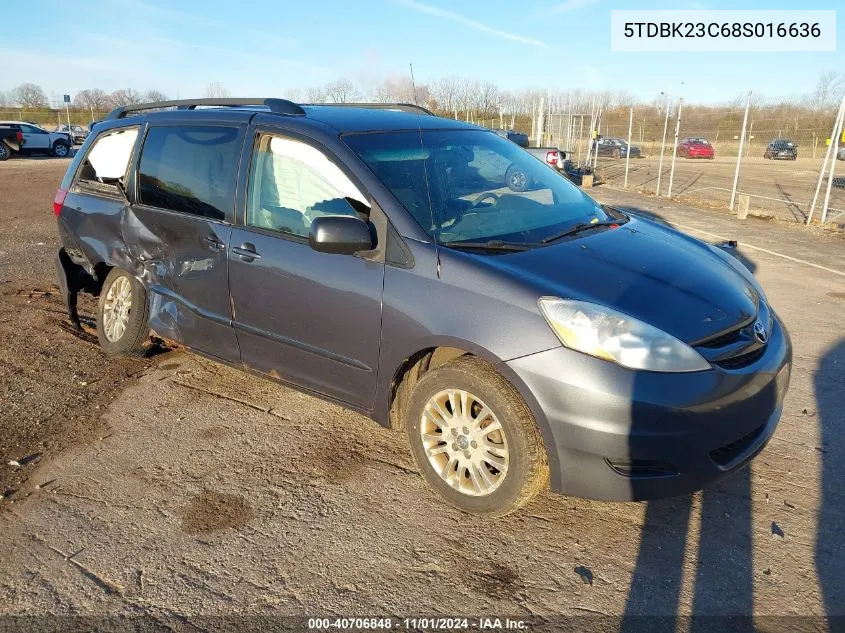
<box><xmin>344</xmin><ymin>129</ymin><xmax>607</xmax><ymax>244</ymax></box>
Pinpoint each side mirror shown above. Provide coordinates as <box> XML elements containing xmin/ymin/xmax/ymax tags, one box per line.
<box><xmin>309</xmin><ymin>215</ymin><xmax>373</xmax><ymax>255</ymax></box>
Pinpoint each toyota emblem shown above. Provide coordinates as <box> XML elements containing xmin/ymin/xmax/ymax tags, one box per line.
<box><xmin>753</xmin><ymin>320</ymin><xmax>768</xmax><ymax>344</ymax></box>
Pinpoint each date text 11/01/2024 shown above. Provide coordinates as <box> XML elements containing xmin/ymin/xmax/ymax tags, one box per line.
<box><xmin>307</xmin><ymin>617</ymin><xmax>527</xmax><ymax>630</ymax></box>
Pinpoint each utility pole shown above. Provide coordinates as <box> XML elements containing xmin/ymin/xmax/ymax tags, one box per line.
<box><xmin>729</xmin><ymin>90</ymin><xmax>752</xmax><ymax>211</ymax></box>
<box><xmin>656</xmin><ymin>90</ymin><xmax>672</xmax><ymax>196</ymax></box>
<box><xmin>667</xmin><ymin>99</ymin><xmax>683</xmax><ymax>197</ymax></box>
<box><xmin>624</xmin><ymin>107</ymin><xmax>633</xmax><ymax>188</ymax></box>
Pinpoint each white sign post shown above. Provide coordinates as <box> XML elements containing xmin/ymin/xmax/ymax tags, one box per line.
<box><xmin>63</xmin><ymin>94</ymin><xmax>72</xmax><ymax>143</ymax></box>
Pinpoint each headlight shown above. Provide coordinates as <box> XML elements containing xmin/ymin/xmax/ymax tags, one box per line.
<box><xmin>538</xmin><ymin>298</ymin><xmax>711</xmax><ymax>373</ymax></box>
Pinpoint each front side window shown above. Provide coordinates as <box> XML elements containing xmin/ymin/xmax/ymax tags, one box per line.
<box><xmin>137</xmin><ymin>126</ymin><xmax>241</xmax><ymax>221</ymax></box>
<box><xmin>77</xmin><ymin>126</ymin><xmax>139</xmax><ymax>186</ymax></box>
<box><xmin>247</xmin><ymin>134</ymin><xmax>369</xmax><ymax>238</ymax></box>
<box><xmin>344</xmin><ymin>129</ymin><xmax>606</xmax><ymax>245</ymax></box>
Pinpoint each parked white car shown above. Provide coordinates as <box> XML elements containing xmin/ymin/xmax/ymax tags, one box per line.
<box><xmin>0</xmin><ymin>121</ymin><xmax>73</xmax><ymax>157</ymax></box>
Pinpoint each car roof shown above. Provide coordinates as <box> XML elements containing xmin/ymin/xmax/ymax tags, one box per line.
<box><xmin>300</xmin><ymin>106</ymin><xmax>477</xmax><ymax>133</ymax></box>
<box><xmin>109</xmin><ymin>104</ymin><xmax>481</xmax><ymax>135</ymax></box>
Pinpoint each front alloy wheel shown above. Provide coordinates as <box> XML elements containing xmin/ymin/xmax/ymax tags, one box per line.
<box><xmin>405</xmin><ymin>355</ymin><xmax>548</xmax><ymax>516</ymax></box>
<box><xmin>420</xmin><ymin>389</ymin><xmax>508</xmax><ymax>496</ymax></box>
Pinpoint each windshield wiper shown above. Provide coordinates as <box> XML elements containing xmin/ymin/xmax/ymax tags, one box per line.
<box><xmin>541</xmin><ymin>221</ymin><xmax>622</xmax><ymax>244</ymax></box>
<box><xmin>444</xmin><ymin>240</ymin><xmax>537</xmax><ymax>252</ymax></box>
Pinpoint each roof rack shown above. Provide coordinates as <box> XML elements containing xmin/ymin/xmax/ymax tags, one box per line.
<box><xmin>303</xmin><ymin>102</ymin><xmax>435</xmax><ymax>116</ymax></box>
<box><xmin>105</xmin><ymin>98</ymin><xmax>306</xmax><ymax>120</ymax></box>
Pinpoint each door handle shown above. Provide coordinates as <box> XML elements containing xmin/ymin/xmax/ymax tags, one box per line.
<box><xmin>204</xmin><ymin>236</ymin><xmax>226</xmax><ymax>250</ymax></box>
<box><xmin>232</xmin><ymin>243</ymin><xmax>261</xmax><ymax>261</ymax></box>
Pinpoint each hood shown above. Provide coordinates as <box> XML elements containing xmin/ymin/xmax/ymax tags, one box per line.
<box><xmin>474</xmin><ymin>217</ymin><xmax>758</xmax><ymax>343</ymax></box>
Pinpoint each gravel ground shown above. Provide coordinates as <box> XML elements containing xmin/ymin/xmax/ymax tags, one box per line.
<box><xmin>0</xmin><ymin>159</ymin><xmax>843</xmax><ymax>629</ymax></box>
<box><xmin>595</xmin><ymin>155</ymin><xmax>845</xmax><ymax>227</ymax></box>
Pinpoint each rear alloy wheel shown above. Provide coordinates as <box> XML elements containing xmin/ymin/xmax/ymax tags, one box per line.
<box><xmin>97</xmin><ymin>268</ymin><xmax>150</xmax><ymax>357</ymax></box>
<box><xmin>405</xmin><ymin>355</ymin><xmax>548</xmax><ymax>516</ymax></box>
<box><xmin>51</xmin><ymin>141</ymin><xmax>70</xmax><ymax>157</ymax></box>
<box><xmin>0</xmin><ymin>142</ymin><xmax>9</xmax><ymax>161</ymax></box>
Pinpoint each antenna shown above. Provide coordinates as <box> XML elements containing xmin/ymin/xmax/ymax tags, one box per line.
<box><xmin>409</xmin><ymin>63</ymin><xmax>419</xmax><ymax>106</ymax></box>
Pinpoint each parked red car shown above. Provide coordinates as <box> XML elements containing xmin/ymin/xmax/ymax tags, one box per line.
<box><xmin>677</xmin><ymin>137</ymin><xmax>715</xmax><ymax>159</ymax></box>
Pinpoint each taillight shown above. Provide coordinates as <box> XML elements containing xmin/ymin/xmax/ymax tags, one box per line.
<box><xmin>15</xmin><ymin>131</ymin><xmax>22</xmax><ymax>143</ymax></box>
<box><xmin>53</xmin><ymin>188</ymin><xmax>68</xmax><ymax>217</ymax></box>
<box><xmin>546</xmin><ymin>151</ymin><xmax>559</xmax><ymax>166</ymax></box>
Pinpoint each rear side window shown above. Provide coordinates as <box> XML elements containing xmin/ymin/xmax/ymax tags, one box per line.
<box><xmin>137</xmin><ymin>126</ymin><xmax>241</xmax><ymax>221</ymax></box>
<box><xmin>76</xmin><ymin>127</ymin><xmax>139</xmax><ymax>192</ymax></box>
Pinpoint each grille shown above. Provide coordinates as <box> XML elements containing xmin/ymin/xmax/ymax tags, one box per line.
<box><xmin>716</xmin><ymin>346</ymin><xmax>765</xmax><ymax>369</ymax></box>
<box><xmin>698</xmin><ymin>327</ymin><xmax>744</xmax><ymax>348</ymax></box>
<box><xmin>710</xmin><ymin>424</ymin><xmax>765</xmax><ymax>467</ymax></box>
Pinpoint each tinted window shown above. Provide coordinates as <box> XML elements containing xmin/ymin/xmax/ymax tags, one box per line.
<box><xmin>247</xmin><ymin>134</ymin><xmax>368</xmax><ymax>238</ymax></box>
<box><xmin>345</xmin><ymin>129</ymin><xmax>604</xmax><ymax>245</ymax></box>
<box><xmin>138</xmin><ymin>126</ymin><xmax>241</xmax><ymax>220</ymax></box>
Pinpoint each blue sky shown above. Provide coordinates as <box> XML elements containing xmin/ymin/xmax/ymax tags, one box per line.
<box><xmin>2</xmin><ymin>0</ymin><xmax>842</xmax><ymax>105</ymax></box>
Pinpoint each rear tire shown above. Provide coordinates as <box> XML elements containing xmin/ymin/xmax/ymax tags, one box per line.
<box><xmin>96</xmin><ymin>268</ymin><xmax>150</xmax><ymax>357</ymax></box>
<box><xmin>0</xmin><ymin>142</ymin><xmax>9</xmax><ymax>161</ymax></box>
<box><xmin>51</xmin><ymin>140</ymin><xmax>70</xmax><ymax>158</ymax></box>
<box><xmin>405</xmin><ymin>355</ymin><xmax>548</xmax><ymax>516</ymax></box>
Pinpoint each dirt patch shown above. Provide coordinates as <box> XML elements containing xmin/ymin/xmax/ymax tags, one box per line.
<box><xmin>827</xmin><ymin>291</ymin><xmax>845</xmax><ymax>300</ymax></box>
<box><xmin>0</xmin><ymin>162</ymin><xmax>170</xmax><ymax>506</ymax></box>
<box><xmin>476</xmin><ymin>563</ymin><xmax>522</xmax><ymax>599</ymax></box>
<box><xmin>0</xmin><ymin>283</ymin><xmax>160</xmax><ymax>504</ymax></box>
<box><xmin>181</xmin><ymin>490</ymin><xmax>254</xmax><ymax>534</ymax></box>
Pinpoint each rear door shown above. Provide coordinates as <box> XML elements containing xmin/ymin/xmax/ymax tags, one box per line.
<box><xmin>19</xmin><ymin>123</ymin><xmax>50</xmax><ymax>150</ymax></box>
<box><xmin>124</xmin><ymin>123</ymin><xmax>244</xmax><ymax>362</ymax></box>
<box><xmin>228</xmin><ymin>129</ymin><xmax>385</xmax><ymax>409</ymax></box>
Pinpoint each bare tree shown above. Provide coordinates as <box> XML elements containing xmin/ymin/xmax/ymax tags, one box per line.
<box><xmin>812</xmin><ymin>71</ymin><xmax>845</xmax><ymax>109</ymax></box>
<box><xmin>74</xmin><ymin>88</ymin><xmax>111</xmax><ymax>112</ymax></box>
<box><xmin>305</xmin><ymin>86</ymin><xmax>327</xmax><ymax>103</ymax></box>
<box><xmin>142</xmin><ymin>89</ymin><xmax>168</xmax><ymax>102</ymax></box>
<box><xmin>283</xmin><ymin>87</ymin><xmax>306</xmax><ymax>102</ymax></box>
<box><xmin>0</xmin><ymin>91</ymin><xmax>9</xmax><ymax>107</ymax></box>
<box><xmin>108</xmin><ymin>88</ymin><xmax>142</xmax><ymax>107</ymax></box>
<box><xmin>204</xmin><ymin>82</ymin><xmax>231</xmax><ymax>98</ymax></box>
<box><xmin>10</xmin><ymin>83</ymin><xmax>48</xmax><ymax>108</ymax></box>
<box><xmin>324</xmin><ymin>78</ymin><xmax>358</xmax><ymax>103</ymax></box>
<box><xmin>430</xmin><ymin>76</ymin><xmax>460</xmax><ymax>115</ymax></box>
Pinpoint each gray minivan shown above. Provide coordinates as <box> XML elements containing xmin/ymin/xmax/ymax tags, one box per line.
<box><xmin>55</xmin><ymin>99</ymin><xmax>791</xmax><ymax>516</ymax></box>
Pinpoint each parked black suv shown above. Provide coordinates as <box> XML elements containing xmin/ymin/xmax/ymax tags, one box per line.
<box><xmin>55</xmin><ymin>98</ymin><xmax>791</xmax><ymax>516</ymax></box>
<box><xmin>764</xmin><ymin>138</ymin><xmax>798</xmax><ymax>160</ymax></box>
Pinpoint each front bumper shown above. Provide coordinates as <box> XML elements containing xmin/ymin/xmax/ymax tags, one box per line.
<box><xmin>504</xmin><ymin>315</ymin><xmax>791</xmax><ymax>501</ymax></box>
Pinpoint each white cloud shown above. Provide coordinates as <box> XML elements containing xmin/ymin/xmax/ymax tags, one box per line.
<box><xmin>536</xmin><ymin>0</ymin><xmax>599</xmax><ymax>18</ymax></box>
<box><xmin>394</xmin><ymin>0</ymin><xmax>549</xmax><ymax>48</ymax></box>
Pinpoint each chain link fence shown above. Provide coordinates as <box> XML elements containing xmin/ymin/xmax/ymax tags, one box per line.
<box><xmin>479</xmin><ymin>95</ymin><xmax>845</xmax><ymax>228</ymax></box>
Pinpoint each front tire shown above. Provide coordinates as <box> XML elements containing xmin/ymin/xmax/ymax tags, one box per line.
<box><xmin>96</xmin><ymin>268</ymin><xmax>150</xmax><ymax>357</ymax></box>
<box><xmin>405</xmin><ymin>356</ymin><xmax>548</xmax><ymax>516</ymax></box>
<box><xmin>51</xmin><ymin>140</ymin><xmax>70</xmax><ymax>157</ymax></box>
